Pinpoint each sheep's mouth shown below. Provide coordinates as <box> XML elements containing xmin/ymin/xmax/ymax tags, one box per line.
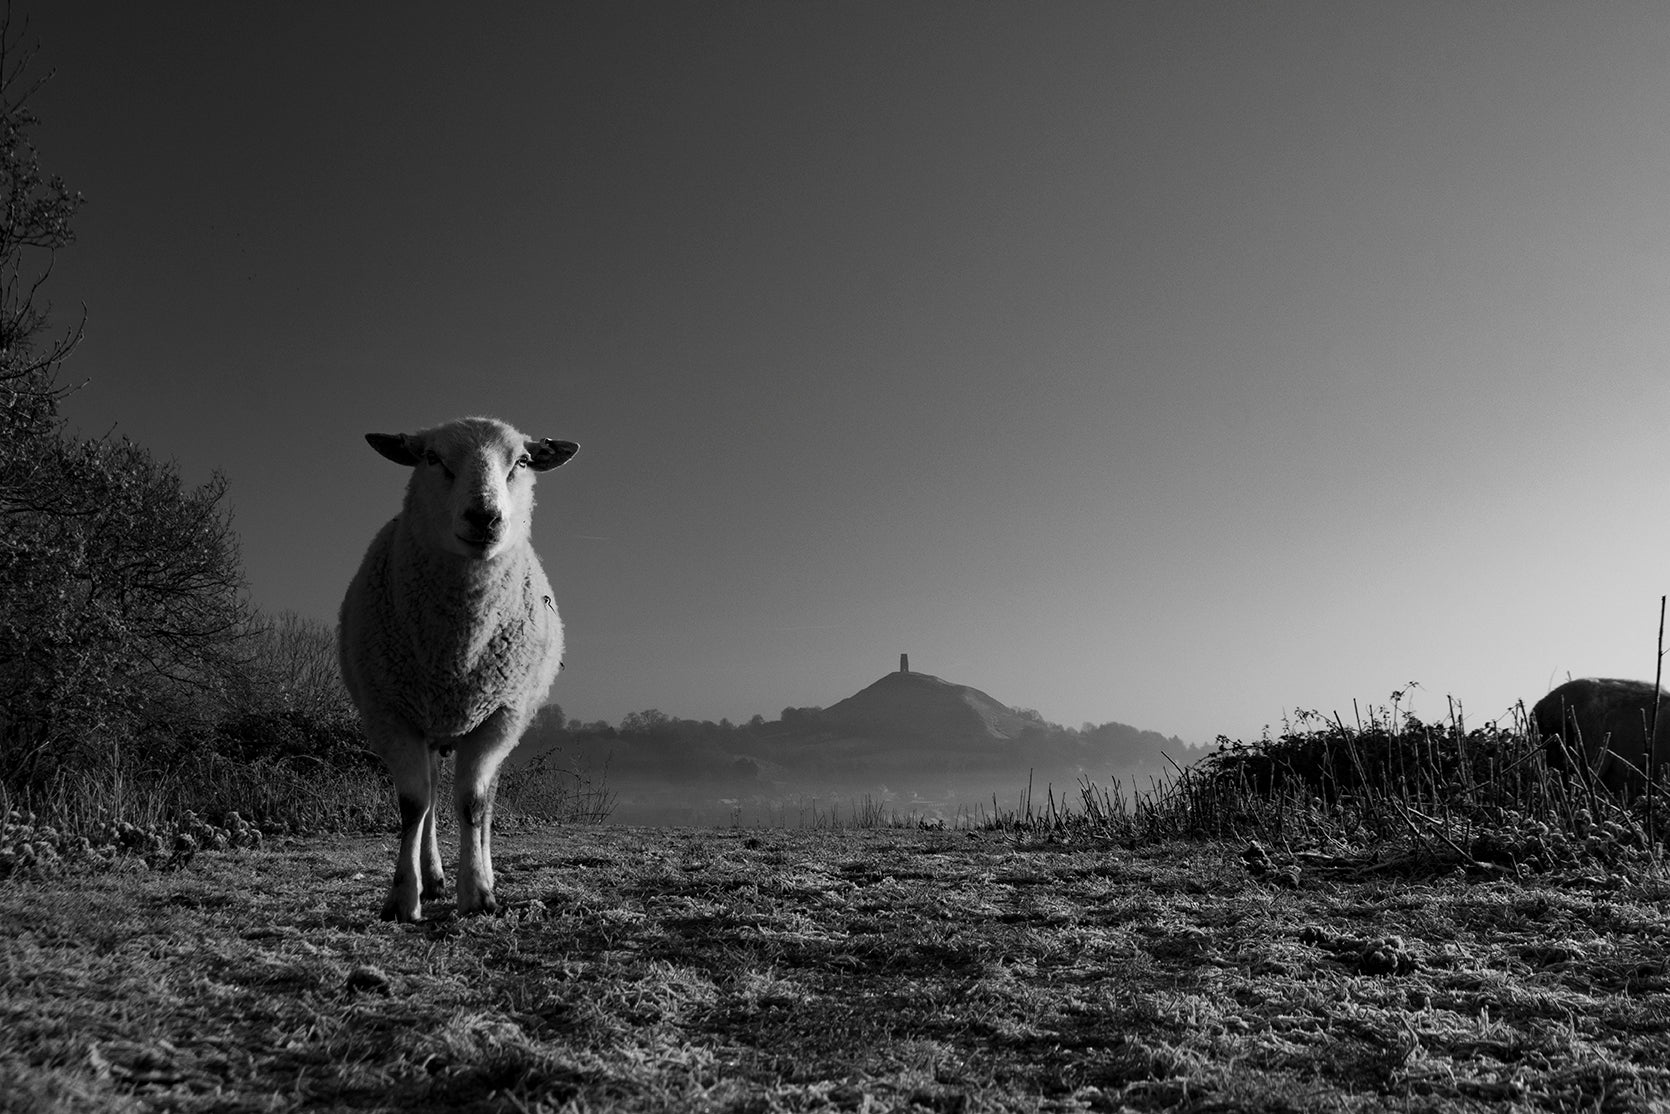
<box><xmin>454</xmin><ymin>533</ymin><xmax>497</xmax><ymax>554</ymax></box>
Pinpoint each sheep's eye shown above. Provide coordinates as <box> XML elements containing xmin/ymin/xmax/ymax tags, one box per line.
<box><xmin>424</xmin><ymin>451</ymin><xmax>454</xmax><ymax>478</ymax></box>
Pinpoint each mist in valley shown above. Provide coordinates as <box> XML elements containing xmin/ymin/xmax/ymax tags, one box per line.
<box><xmin>509</xmin><ymin>661</ymin><xmax>1199</xmax><ymax>826</ymax></box>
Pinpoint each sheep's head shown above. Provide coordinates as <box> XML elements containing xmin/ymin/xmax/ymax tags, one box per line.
<box><xmin>367</xmin><ymin>416</ymin><xmax>579</xmax><ymax>561</ymax></box>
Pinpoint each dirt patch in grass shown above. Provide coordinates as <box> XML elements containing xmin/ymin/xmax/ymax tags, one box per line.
<box><xmin>4</xmin><ymin>826</ymin><xmax>1669</xmax><ymax>1112</ymax></box>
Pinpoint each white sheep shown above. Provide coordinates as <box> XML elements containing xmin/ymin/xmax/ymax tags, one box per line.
<box><xmin>1532</xmin><ymin>677</ymin><xmax>1670</xmax><ymax>797</ymax></box>
<box><xmin>338</xmin><ymin>416</ymin><xmax>578</xmax><ymax>921</ymax></box>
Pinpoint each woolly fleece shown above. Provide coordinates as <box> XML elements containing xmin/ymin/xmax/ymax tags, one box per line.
<box><xmin>338</xmin><ymin>418</ymin><xmax>565</xmax><ymax>741</ymax></box>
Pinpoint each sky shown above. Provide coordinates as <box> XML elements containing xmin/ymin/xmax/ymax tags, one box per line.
<box><xmin>18</xmin><ymin>2</ymin><xmax>1670</xmax><ymax>746</ymax></box>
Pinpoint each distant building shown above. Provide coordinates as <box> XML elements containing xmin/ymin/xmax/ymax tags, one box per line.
<box><xmin>900</xmin><ymin>652</ymin><xmax>909</xmax><ymax>674</ymax></box>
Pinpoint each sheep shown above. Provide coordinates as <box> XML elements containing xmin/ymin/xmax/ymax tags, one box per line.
<box><xmin>1532</xmin><ymin>677</ymin><xmax>1670</xmax><ymax>797</ymax></box>
<box><xmin>338</xmin><ymin>416</ymin><xmax>578</xmax><ymax>922</ymax></box>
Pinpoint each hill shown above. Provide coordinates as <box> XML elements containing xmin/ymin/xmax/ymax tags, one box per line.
<box><xmin>814</xmin><ymin>668</ymin><xmax>1035</xmax><ymax>741</ymax></box>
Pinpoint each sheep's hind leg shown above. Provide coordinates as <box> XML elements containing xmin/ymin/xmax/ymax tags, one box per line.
<box><xmin>454</xmin><ymin>709</ymin><xmax>517</xmax><ymax>915</ymax></box>
<box><xmin>376</xmin><ymin>727</ymin><xmax>433</xmax><ymax>923</ymax></box>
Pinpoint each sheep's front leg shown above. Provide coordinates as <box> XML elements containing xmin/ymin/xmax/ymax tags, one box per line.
<box><xmin>375</xmin><ymin>726</ymin><xmax>433</xmax><ymax>923</ymax></box>
<box><xmin>420</xmin><ymin>746</ymin><xmax>446</xmax><ymax>899</ymax></box>
<box><xmin>454</xmin><ymin>710</ymin><xmax>518</xmax><ymax>915</ymax></box>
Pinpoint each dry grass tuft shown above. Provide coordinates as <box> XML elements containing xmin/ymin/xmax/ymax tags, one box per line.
<box><xmin>988</xmin><ymin>695</ymin><xmax>1670</xmax><ymax>894</ymax></box>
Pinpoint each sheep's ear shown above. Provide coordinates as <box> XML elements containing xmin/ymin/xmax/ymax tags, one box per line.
<box><xmin>366</xmin><ymin>433</ymin><xmax>422</xmax><ymax>466</ymax></box>
<box><xmin>528</xmin><ymin>438</ymin><xmax>579</xmax><ymax>472</ymax></box>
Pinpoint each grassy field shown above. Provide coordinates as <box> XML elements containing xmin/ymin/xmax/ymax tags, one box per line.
<box><xmin>5</xmin><ymin>821</ymin><xmax>1670</xmax><ymax>1113</ymax></box>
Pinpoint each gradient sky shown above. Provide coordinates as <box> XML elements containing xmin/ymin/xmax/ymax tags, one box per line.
<box><xmin>21</xmin><ymin>2</ymin><xmax>1670</xmax><ymax>745</ymax></box>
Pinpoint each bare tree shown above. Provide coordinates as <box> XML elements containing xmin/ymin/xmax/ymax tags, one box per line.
<box><xmin>0</xmin><ymin>4</ymin><xmax>83</xmax><ymax>499</ymax></box>
<box><xmin>0</xmin><ymin>10</ymin><xmax>253</xmax><ymax>791</ymax></box>
<box><xmin>239</xmin><ymin>611</ymin><xmax>355</xmax><ymax>723</ymax></box>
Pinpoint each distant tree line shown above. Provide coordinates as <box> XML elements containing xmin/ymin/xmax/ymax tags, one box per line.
<box><xmin>516</xmin><ymin>701</ymin><xmax>1190</xmax><ymax>790</ymax></box>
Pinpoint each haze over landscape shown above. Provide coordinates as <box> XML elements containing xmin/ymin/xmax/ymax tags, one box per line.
<box><xmin>22</xmin><ymin>2</ymin><xmax>1670</xmax><ymax>746</ymax></box>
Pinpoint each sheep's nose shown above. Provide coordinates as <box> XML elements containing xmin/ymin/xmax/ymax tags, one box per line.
<box><xmin>463</xmin><ymin>507</ymin><xmax>501</xmax><ymax>533</ymax></box>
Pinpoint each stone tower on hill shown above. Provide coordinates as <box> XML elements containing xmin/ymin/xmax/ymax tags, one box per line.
<box><xmin>900</xmin><ymin>653</ymin><xmax>909</xmax><ymax>673</ymax></box>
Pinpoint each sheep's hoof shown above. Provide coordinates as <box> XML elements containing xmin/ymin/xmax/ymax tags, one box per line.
<box><xmin>421</xmin><ymin>875</ymin><xmax>447</xmax><ymax>899</ymax></box>
<box><xmin>459</xmin><ymin>888</ymin><xmax>498</xmax><ymax>917</ymax></box>
<box><xmin>380</xmin><ymin>892</ymin><xmax>423</xmax><ymax>924</ymax></box>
